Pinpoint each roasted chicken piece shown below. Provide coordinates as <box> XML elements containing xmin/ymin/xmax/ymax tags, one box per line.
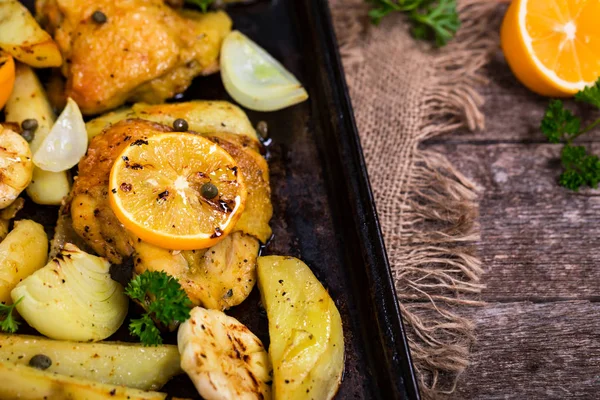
<box><xmin>36</xmin><ymin>0</ymin><xmax>231</xmax><ymax>114</ymax></box>
<box><xmin>66</xmin><ymin>102</ymin><xmax>272</xmax><ymax>309</ymax></box>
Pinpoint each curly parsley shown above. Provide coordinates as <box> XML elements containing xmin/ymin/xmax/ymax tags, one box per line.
<box><xmin>366</xmin><ymin>0</ymin><xmax>460</xmax><ymax>47</ymax></box>
<box><xmin>125</xmin><ymin>271</ymin><xmax>192</xmax><ymax>346</ymax></box>
<box><xmin>0</xmin><ymin>297</ymin><xmax>23</xmax><ymax>333</ymax></box>
<box><xmin>541</xmin><ymin>78</ymin><xmax>600</xmax><ymax>191</ymax></box>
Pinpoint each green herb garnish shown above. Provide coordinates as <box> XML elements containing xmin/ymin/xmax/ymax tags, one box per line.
<box><xmin>0</xmin><ymin>297</ymin><xmax>23</xmax><ymax>333</ymax></box>
<box><xmin>366</xmin><ymin>0</ymin><xmax>460</xmax><ymax>47</ymax></box>
<box><xmin>185</xmin><ymin>0</ymin><xmax>215</xmax><ymax>13</ymax></box>
<box><xmin>541</xmin><ymin>78</ymin><xmax>600</xmax><ymax>191</ymax></box>
<box><xmin>125</xmin><ymin>271</ymin><xmax>192</xmax><ymax>346</ymax></box>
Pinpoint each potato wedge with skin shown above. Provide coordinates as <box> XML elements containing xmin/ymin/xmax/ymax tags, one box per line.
<box><xmin>0</xmin><ymin>219</ymin><xmax>48</xmax><ymax>305</ymax></box>
<box><xmin>257</xmin><ymin>256</ymin><xmax>344</xmax><ymax>400</ymax></box>
<box><xmin>0</xmin><ymin>361</ymin><xmax>170</xmax><ymax>400</ymax></box>
<box><xmin>0</xmin><ymin>334</ymin><xmax>183</xmax><ymax>390</ymax></box>
<box><xmin>85</xmin><ymin>101</ymin><xmax>259</xmax><ymax>141</ymax></box>
<box><xmin>4</xmin><ymin>63</ymin><xmax>71</xmax><ymax>205</ymax></box>
<box><xmin>0</xmin><ymin>0</ymin><xmax>62</xmax><ymax>67</ymax></box>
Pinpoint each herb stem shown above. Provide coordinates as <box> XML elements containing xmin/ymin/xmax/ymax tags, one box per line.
<box><xmin>572</xmin><ymin>117</ymin><xmax>600</xmax><ymax>142</ymax></box>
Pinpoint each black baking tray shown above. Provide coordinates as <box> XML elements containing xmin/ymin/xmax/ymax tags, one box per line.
<box><xmin>16</xmin><ymin>0</ymin><xmax>420</xmax><ymax>398</ymax></box>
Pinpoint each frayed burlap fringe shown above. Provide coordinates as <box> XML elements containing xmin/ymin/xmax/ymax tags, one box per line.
<box><xmin>331</xmin><ymin>1</ymin><xmax>499</xmax><ymax>398</ymax></box>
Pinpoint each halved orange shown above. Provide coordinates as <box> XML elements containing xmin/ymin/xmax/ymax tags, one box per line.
<box><xmin>0</xmin><ymin>52</ymin><xmax>15</xmax><ymax>109</ymax></box>
<box><xmin>108</xmin><ymin>133</ymin><xmax>247</xmax><ymax>250</ymax></box>
<box><xmin>501</xmin><ymin>0</ymin><xmax>600</xmax><ymax>97</ymax></box>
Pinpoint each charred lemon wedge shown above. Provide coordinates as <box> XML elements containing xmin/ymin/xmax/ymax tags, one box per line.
<box><xmin>109</xmin><ymin>133</ymin><xmax>247</xmax><ymax>250</ymax></box>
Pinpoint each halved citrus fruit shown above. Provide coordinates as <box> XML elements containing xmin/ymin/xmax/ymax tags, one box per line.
<box><xmin>501</xmin><ymin>0</ymin><xmax>600</xmax><ymax>96</ymax></box>
<box><xmin>109</xmin><ymin>133</ymin><xmax>247</xmax><ymax>250</ymax></box>
<box><xmin>0</xmin><ymin>51</ymin><xmax>15</xmax><ymax>109</ymax></box>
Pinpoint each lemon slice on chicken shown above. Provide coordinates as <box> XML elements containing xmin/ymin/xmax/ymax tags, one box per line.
<box><xmin>221</xmin><ymin>30</ymin><xmax>308</xmax><ymax>111</ymax></box>
<box><xmin>178</xmin><ymin>307</ymin><xmax>271</xmax><ymax>400</ymax></box>
<box><xmin>109</xmin><ymin>133</ymin><xmax>247</xmax><ymax>250</ymax></box>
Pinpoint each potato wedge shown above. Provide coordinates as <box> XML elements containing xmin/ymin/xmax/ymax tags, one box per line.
<box><xmin>85</xmin><ymin>101</ymin><xmax>259</xmax><ymax>141</ymax></box>
<box><xmin>0</xmin><ymin>334</ymin><xmax>182</xmax><ymax>390</ymax></box>
<box><xmin>4</xmin><ymin>63</ymin><xmax>71</xmax><ymax>205</ymax></box>
<box><xmin>257</xmin><ymin>256</ymin><xmax>344</xmax><ymax>400</ymax></box>
<box><xmin>0</xmin><ymin>219</ymin><xmax>48</xmax><ymax>305</ymax></box>
<box><xmin>0</xmin><ymin>0</ymin><xmax>62</xmax><ymax>67</ymax></box>
<box><xmin>0</xmin><ymin>361</ymin><xmax>169</xmax><ymax>400</ymax></box>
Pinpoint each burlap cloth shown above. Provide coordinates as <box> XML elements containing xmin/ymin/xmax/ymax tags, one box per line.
<box><xmin>329</xmin><ymin>1</ymin><xmax>500</xmax><ymax>398</ymax></box>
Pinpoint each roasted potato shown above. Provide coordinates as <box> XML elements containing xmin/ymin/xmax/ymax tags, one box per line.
<box><xmin>85</xmin><ymin>101</ymin><xmax>259</xmax><ymax>141</ymax></box>
<box><xmin>0</xmin><ymin>219</ymin><xmax>48</xmax><ymax>305</ymax></box>
<box><xmin>0</xmin><ymin>334</ymin><xmax>182</xmax><ymax>390</ymax></box>
<box><xmin>4</xmin><ymin>63</ymin><xmax>71</xmax><ymax>205</ymax></box>
<box><xmin>0</xmin><ymin>127</ymin><xmax>33</xmax><ymax>209</ymax></box>
<box><xmin>257</xmin><ymin>256</ymin><xmax>344</xmax><ymax>400</ymax></box>
<box><xmin>0</xmin><ymin>0</ymin><xmax>62</xmax><ymax>67</ymax></box>
<box><xmin>0</xmin><ymin>361</ymin><xmax>170</xmax><ymax>400</ymax></box>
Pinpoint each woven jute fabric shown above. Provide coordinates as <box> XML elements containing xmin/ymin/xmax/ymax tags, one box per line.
<box><xmin>329</xmin><ymin>1</ymin><xmax>500</xmax><ymax>398</ymax></box>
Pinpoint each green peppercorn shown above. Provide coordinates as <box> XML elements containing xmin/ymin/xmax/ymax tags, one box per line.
<box><xmin>200</xmin><ymin>182</ymin><xmax>218</xmax><ymax>199</ymax></box>
<box><xmin>21</xmin><ymin>129</ymin><xmax>34</xmax><ymax>143</ymax></box>
<box><xmin>173</xmin><ymin>118</ymin><xmax>189</xmax><ymax>132</ymax></box>
<box><xmin>21</xmin><ymin>118</ymin><xmax>38</xmax><ymax>132</ymax></box>
<box><xmin>29</xmin><ymin>354</ymin><xmax>52</xmax><ymax>370</ymax></box>
<box><xmin>92</xmin><ymin>10</ymin><xmax>107</xmax><ymax>24</ymax></box>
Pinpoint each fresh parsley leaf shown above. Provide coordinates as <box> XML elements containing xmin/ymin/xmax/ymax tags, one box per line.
<box><xmin>541</xmin><ymin>100</ymin><xmax>580</xmax><ymax>143</ymax></box>
<box><xmin>410</xmin><ymin>0</ymin><xmax>460</xmax><ymax>47</ymax></box>
<box><xmin>125</xmin><ymin>271</ymin><xmax>192</xmax><ymax>346</ymax></box>
<box><xmin>366</xmin><ymin>0</ymin><xmax>460</xmax><ymax>46</ymax></box>
<box><xmin>559</xmin><ymin>145</ymin><xmax>600</xmax><ymax>191</ymax></box>
<box><xmin>541</xmin><ymin>81</ymin><xmax>600</xmax><ymax>191</ymax></box>
<box><xmin>185</xmin><ymin>0</ymin><xmax>215</xmax><ymax>13</ymax></box>
<box><xmin>0</xmin><ymin>297</ymin><xmax>23</xmax><ymax>333</ymax></box>
<box><xmin>575</xmin><ymin>78</ymin><xmax>600</xmax><ymax>109</ymax></box>
<box><xmin>129</xmin><ymin>314</ymin><xmax>163</xmax><ymax>346</ymax></box>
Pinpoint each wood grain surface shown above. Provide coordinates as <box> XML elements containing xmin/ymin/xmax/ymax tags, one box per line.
<box><xmin>422</xmin><ymin>49</ymin><xmax>600</xmax><ymax>397</ymax></box>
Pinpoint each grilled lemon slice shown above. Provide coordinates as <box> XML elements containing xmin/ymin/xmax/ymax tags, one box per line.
<box><xmin>109</xmin><ymin>132</ymin><xmax>247</xmax><ymax>250</ymax></box>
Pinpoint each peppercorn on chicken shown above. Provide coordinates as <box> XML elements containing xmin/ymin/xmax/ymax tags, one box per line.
<box><xmin>36</xmin><ymin>0</ymin><xmax>232</xmax><ymax>115</ymax></box>
<box><xmin>60</xmin><ymin>101</ymin><xmax>272</xmax><ymax>311</ymax></box>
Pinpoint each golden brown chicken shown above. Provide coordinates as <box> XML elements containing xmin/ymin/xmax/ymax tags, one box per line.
<box><xmin>36</xmin><ymin>0</ymin><xmax>231</xmax><ymax>115</ymax></box>
<box><xmin>62</xmin><ymin>101</ymin><xmax>272</xmax><ymax>310</ymax></box>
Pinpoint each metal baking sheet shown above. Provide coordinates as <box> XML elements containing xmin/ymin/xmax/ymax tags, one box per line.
<box><xmin>16</xmin><ymin>0</ymin><xmax>419</xmax><ymax>398</ymax></box>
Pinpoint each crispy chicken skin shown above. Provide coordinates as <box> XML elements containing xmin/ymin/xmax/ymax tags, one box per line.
<box><xmin>36</xmin><ymin>0</ymin><xmax>232</xmax><ymax>114</ymax></box>
<box><xmin>67</xmin><ymin>104</ymin><xmax>272</xmax><ymax>309</ymax></box>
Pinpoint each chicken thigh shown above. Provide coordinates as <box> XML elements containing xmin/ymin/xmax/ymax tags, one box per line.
<box><xmin>62</xmin><ymin>102</ymin><xmax>272</xmax><ymax>310</ymax></box>
<box><xmin>36</xmin><ymin>0</ymin><xmax>231</xmax><ymax>114</ymax></box>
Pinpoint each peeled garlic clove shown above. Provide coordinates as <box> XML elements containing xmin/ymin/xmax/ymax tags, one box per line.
<box><xmin>33</xmin><ymin>98</ymin><xmax>87</xmax><ymax>172</ymax></box>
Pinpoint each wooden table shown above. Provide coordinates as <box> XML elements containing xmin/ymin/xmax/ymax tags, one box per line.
<box><xmin>422</xmin><ymin>51</ymin><xmax>600</xmax><ymax>398</ymax></box>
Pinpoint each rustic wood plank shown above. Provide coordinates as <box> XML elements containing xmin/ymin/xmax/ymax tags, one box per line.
<box><xmin>423</xmin><ymin>143</ymin><xmax>600</xmax><ymax>300</ymax></box>
<box><xmin>429</xmin><ymin>52</ymin><xmax>600</xmax><ymax>144</ymax></box>
<box><xmin>448</xmin><ymin>301</ymin><xmax>600</xmax><ymax>399</ymax></box>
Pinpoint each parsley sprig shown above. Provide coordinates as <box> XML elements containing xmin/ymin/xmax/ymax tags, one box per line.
<box><xmin>541</xmin><ymin>78</ymin><xmax>600</xmax><ymax>191</ymax></box>
<box><xmin>0</xmin><ymin>297</ymin><xmax>23</xmax><ymax>333</ymax></box>
<box><xmin>125</xmin><ymin>271</ymin><xmax>192</xmax><ymax>346</ymax></box>
<box><xmin>185</xmin><ymin>0</ymin><xmax>215</xmax><ymax>13</ymax></box>
<box><xmin>366</xmin><ymin>0</ymin><xmax>460</xmax><ymax>47</ymax></box>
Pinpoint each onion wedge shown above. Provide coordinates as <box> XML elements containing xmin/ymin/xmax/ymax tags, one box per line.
<box><xmin>220</xmin><ymin>30</ymin><xmax>308</xmax><ymax>112</ymax></box>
